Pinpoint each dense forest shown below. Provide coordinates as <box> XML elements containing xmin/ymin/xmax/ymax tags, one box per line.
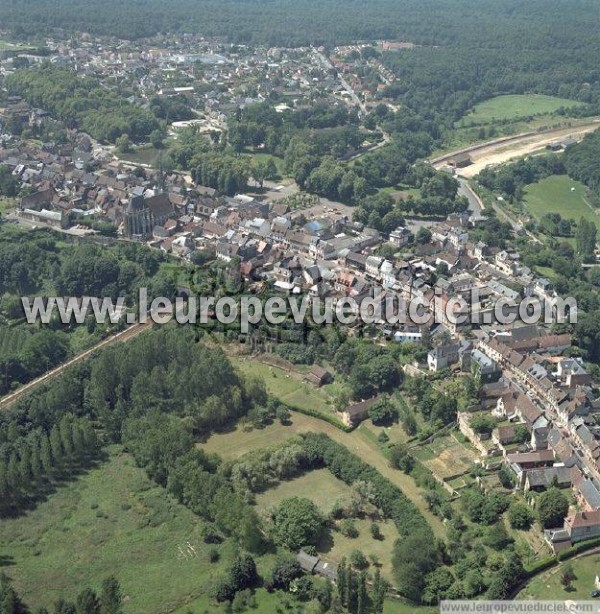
<box><xmin>564</xmin><ymin>129</ymin><xmax>600</xmax><ymax>197</ymax></box>
<box><xmin>0</xmin><ymin>226</ymin><xmax>173</xmax><ymax>394</ymax></box>
<box><xmin>0</xmin><ymin>327</ymin><xmax>260</xmax><ymax>516</ymax></box>
<box><xmin>4</xmin><ymin>66</ymin><xmax>160</xmax><ymax>143</ymax></box>
<box><xmin>1</xmin><ymin>0</ymin><xmax>599</xmax><ymax>52</ymax></box>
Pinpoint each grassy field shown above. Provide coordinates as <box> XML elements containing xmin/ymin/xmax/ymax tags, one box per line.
<box><xmin>0</xmin><ymin>197</ymin><xmax>17</xmax><ymax>213</ymax></box>
<box><xmin>117</xmin><ymin>145</ymin><xmax>162</xmax><ymax>166</ymax></box>
<box><xmin>523</xmin><ymin>174</ymin><xmax>600</xmax><ymax>229</ymax></box>
<box><xmin>175</xmin><ymin>588</ymin><xmax>437</xmax><ymax>614</ymax></box>
<box><xmin>324</xmin><ymin>518</ymin><xmax>399</xmax><ymax>582</ymax></box>
<box><xmin>231</xmin><ymin>356</ymin><xmax>342</xmax><ymax>420</ymax></box>
<box><xmin>200</xmin><ymin>411</ymin><xmax>447</xmax><ymax>538</ymax></box>
<box><xmin>248</xmin><ymin>152</ymin><xmax>285</xmax><ymax>177</ymax></box>
<box><xmin>0</xmin><ymin>438</ymin><xmax>436</xmax><ymax>614</ymax></box>
<box><xmin>201</xmin><ymin>412</ymin><xmax>329</xmax><ymax>459</ymax></box>
<box><xmin>518</xmin><ymin>552</ymin><xmax>600</xmax><ymax>600</ymax></box>
<box><xmin>459</xmin><ymin>94</ymin><xmax>581</xmax><ymax>125</ymax></box>
<box><xmin>0</xmin><ymin>448</ymin><xmax>232</xmax><ymax>613</ymax></box>
<box><xmin>0</xmin><ymin>39</ymin><xmax>35</xmax><ymax>52</ymax></box>
<box><xmin>256</xmin><ymin>468</ymin><xmax>353</xmax><ymax>514</ymax></box>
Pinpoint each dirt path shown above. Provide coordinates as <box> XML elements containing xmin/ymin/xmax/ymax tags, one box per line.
<box><xmin>460</xmin><ymin>124</ymin><xmax>600</xmax><ymax>177</ymax></box>
<box><xmin>283</xmin><ymin>413</ymin><xmax>447</xmax><ymax>537</ymax></box>
<box><xmin>0</xmin><ymin>322</ymin><xmax>151</xmax><ymax>411</ymax></box>
<box><xmin>432</xmin><ymin>121</ymin><xmax>600</xmax><ymax>177</ymax></box>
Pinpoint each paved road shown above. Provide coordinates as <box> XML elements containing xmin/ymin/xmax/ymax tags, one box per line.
<box><xmin>457</xmin><ymin>178</ymin><xmax>485</xmax><ymax>217</ymax></box>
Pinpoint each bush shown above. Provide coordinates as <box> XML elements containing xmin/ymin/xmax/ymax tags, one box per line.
<box><xmin>270</xmin><ymin>555</ymin><xmax>302</xmax><ymax>590</ymax></box>
<box><xmin>524</xmin><ymin>556</ymin><xmax>556</xmax><ymax>576</ymax></box>
<box><xmin>211</xmin><ymin>576</ymin><xmax>235</xmax><ymax>602</ymax></box>
<box><xmin>389</xmin><ymin>443</ymin><xmax>414</xmax><ymax>473</ymax></box>
<box><xmin>378</xmin><ymin>431</ymin><xmax>390</xmax><ymax>443</ymax></box>
<box><xmin>339</xmin><ymin>519</ymin><xmax>359</xmax><ymax>538</ymax></box>
<box><xmin>350</xmin><ymin>549</ymin><xmax>369</xmax><ymax>570</ymax></box>
<box><xmin>370</xmin><ymin>523</ymin><xmax>383</xmax><ymax>540</ymax></box>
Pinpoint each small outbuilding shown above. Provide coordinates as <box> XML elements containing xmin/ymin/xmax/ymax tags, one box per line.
<box><xmin>447</xmin><ymin>152</ymin><xmax>473</xmax><ymax>169</ymax></box>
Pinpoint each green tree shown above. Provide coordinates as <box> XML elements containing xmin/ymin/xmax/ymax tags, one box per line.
<box><xmin>389</xmin><ymin>443</ymin><xmax>414</xmax><ymax>473</ymax></box>
<box><xmin>560</xmin><ymin>562</ymin><xmax>576</xmax><ymax>590</ymax></box>
<box><xmin>508</xmin><ymin>503</ymin><xmax>534</xmax><ymax>529</ymax></box>
<box><xmin>76</xmin><ymin>588</ymin><xmax>100</xmax><ymax>614</ymax></box>
<box><xmin>99</xmin><ymin>576</ymin><xmax>123</xmax><ymax>614</ymax></box>
<box><xmin>538</xmin><ymin>487</ymin><xmax>569</xmax><ymax>529</ymax></box>
<box><xmin>115</xmin><ymin>134</ymin><xmax>132</xmax><ymax>154</ymax></box>
<box><xmin>228</xmin><ymin>553</ymin><xmax>258</xmax><ymax>591</ymax></box>
<box><xmin>392</xmin><ymin>530</ymin><xmax>440</xmax><ymax>602</ymax></box>
<box><xmin>252</xmin><ymin>159</ymin><xmax>270</xmax><ymax>188</ymax></box>
<box><xmin>271</xmin><ymin>497</ymin><xmax>324</xmax><ymax>550</ymax></box>
<box><xmin>368</xmin><ymin>397</ymin><xmax>397</xmax><ymax>426</ymax></box>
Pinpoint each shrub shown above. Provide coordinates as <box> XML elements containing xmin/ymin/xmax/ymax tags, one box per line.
<box><xmin>339</xmin><ymin>519</ymin><xmax>359</xmax><ymax>538</ymax></box>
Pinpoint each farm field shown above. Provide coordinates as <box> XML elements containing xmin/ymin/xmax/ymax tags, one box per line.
<box><xmin>518</xmin><ymin>552</ymin><xmax>600</xmax><ymax>600</ymax></box>
<box><xmin>0</xmin><ymin>448</ymin><xmax>225</xmax><ymax>613</ymax></box>
<box><xmin>256</xmin><ymin>468</ymin><xmax>353</xmax><ymax>515</ymax></box>
<box><xmin>413</xmin><ymin>434</ymin><xmax>479</xmax><ymax>480</ymax></box>
<box><xmin>459</xmin><ymin>94</ymin><xmax>581</xmax><ymax>125</ymax></box>
<box><xmin>522</xmin><ymin>175</ymin><xmax>600</xmax><ymax>229</ymax></box>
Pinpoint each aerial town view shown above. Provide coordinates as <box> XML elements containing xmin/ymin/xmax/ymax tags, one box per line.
<box><xmin>0</xmin><ymin>0</ymin><xmax>600</xmax><ymax>612</ymax></box>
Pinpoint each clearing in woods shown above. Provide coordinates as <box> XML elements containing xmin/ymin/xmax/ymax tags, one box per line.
<box><xmin>458</xmin><ymin>94</ymin><xmax>582</xmax><ymax>125</ymax></box>
<box><xmin>255</xmin><ymin>468</ymin><xmax>353</xmax><ymax>515</ymax></box>
<box><xmin>522</xmin><ymin>174</ymin><xmax>600</xmax><ymax>229</ymax></box>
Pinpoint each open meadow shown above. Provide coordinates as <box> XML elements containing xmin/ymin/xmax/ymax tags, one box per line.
<box><xmin>323</xmin><ymin>518</ymin><xmax>400</xmax><ymax>583</ymax></box>
<box><xmin>0</xmin><ymin>448</ymin><xmax>239</xmax><ymax>613</ymax></box>
<box><xmin>255</xmin><ymin>468</ymin><xmax>353</xmax><ymax>515</ymax></box>
<box><xmin>459</xmin><ymin>94</ymin><xmax>582</xmax><ymax>125</ymax></box>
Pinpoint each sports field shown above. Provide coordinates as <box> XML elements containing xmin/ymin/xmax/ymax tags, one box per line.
<box><xmin>523</xmin><ymin>174</ymin><xmax>600</xmax><ymax>229</ymax></box>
